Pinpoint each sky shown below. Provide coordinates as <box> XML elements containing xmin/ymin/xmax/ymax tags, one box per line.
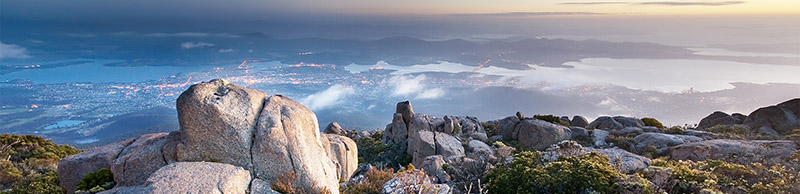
<box><xmin>2</xmin><ymin>0</ymin><xmax>799</xmax><ymax>21</ymax></box>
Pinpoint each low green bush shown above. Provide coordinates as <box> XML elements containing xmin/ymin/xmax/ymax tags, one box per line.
<box><xmin>641</xmin><ymin>118</ymin><xmax>664</xmax><ymax>129</ymax></box>
<box><xmin>484</xmin><ymin>151</ymin><xmax>623</xmax><ymax>194</ymax></box>
<box><xmin>533</xmin><ymin>115</ymin><xmax>570</xmax><ymax>127</ymax></box>
<box><xmin>664</xmin><ymin>126</ymin><xmax>685</xmax><ymax>134</ymax></box>
<box><xmin>76</xmin><ymin>168</ymin><xmax>114</xmax><ymax>192</ymax></box>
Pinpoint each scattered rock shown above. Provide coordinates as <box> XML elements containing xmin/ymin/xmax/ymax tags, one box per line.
<box><xmin>467</xmin><ymin>140</ymin><xmax>493</xmax><ymax>156</ymax></box>
<box><xmin>442</xmin><ymin>116</ymin><xmax>461</xmax><ymax>135</ymax></box>
<box><xmin>420</xmin><ymin>155</ymin><xmax>450</xmax><ymax>183</ymax></box>
<box><xmin>381</xmin><ymin>170</ymin><xmax>451</xmax><ymax>194</ymax></box>
<box><xmin>495</xmin><ymin>116</ymin><xmax>520</xmax><ymax>141</ymax></box>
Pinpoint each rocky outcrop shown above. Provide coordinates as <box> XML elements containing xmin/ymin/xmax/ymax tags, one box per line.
<box><xmin>670</xmin><ymin>139</ymin><xmax>798</xmax><ymax>165</ymax></box>
<box><xmin>58</xmin><ymin>139</ymin><xmax>134</xmax><ymax>194</ymax></box>
<box><xmin>322</xmin><ymin>134</ymin><xmax>359</xmax><ymax>182</ymax></box>
<box><xmin>59</xmin><ymin>80</ymin><xmax>349</xmax><ymax>194</ymax></box>
<box><xmin>696</xmin><ymin>111</ymin><xmax>741</xmax><ymax>130</ymax></box>
<box><xmin>175</xmin><ymin>79</ymin><xmax>268</xmax><ymax>169</ymax></box>
<box><xmin>103</xmin><ymin>162</ymin><xmax>252</xmax><ymax>194</ymax></box>
<box><xmin>515</xmin><ymin>119</ymin><xmax>572</xmax><ymax>150</ymax></box>
<box><xmin>742</xmin><ymin>98</ymin><xmax>800</xmax><ymax>135</ymax></box>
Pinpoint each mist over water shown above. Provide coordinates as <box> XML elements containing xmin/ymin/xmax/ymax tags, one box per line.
<box><xmin>346</xmin><ymin>58</ymin><xmax>800</xmax><ymax>92</ymax></box>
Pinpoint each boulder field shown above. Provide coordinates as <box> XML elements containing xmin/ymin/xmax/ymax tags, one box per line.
<box><xmin>58</xmin><ymin>79</ymin><xmax>358</xmax><ymax>194</ymax></box>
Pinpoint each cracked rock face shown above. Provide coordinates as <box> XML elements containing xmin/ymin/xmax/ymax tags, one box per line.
<box><xmin>175</xmin><ymin>79</ymin><xmax>268</xmax><ymax>169</ymax></box>
<box><xmin>251</xmin><ymin>95</ymin><xmax>340</xmax><ymax>193</ymax></box>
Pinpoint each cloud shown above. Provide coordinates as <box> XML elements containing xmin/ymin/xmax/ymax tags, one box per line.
<box><xmin>561</xmin><ymin>1</ymin><xmax>746</xmax><ymax>6</ymax></box>
<box><xmin>416</xmin><ymin>88</ymin><xmax>445</xmax><ymax>99</ymax></box>
<box><xmin>450</xmin><ymin>12</ymin><xmax>608</xmax><ymax>17</ymax></box>
<box><xmin>300</xmin><ymin>85</ymin><xmax>355</xmax><ymax>110</ymax></box>
<box><xmin>0</xmin><ymin>42</ymin><xmax>32</xmax><ymax>59</ymax></box>
<box><xmin>386</xmin><ymin>75</ymin><xmax>445</xmax><ymax>99</ymax></box>
<box><xmin>180</xmin><ymin>41</ymin><xmax>215</xmax><ymax>49</ymax></box>
<box><xmin>218</xmin><ymin>48</ymin><xmax>235</xmax><ymax>53</ymax></box>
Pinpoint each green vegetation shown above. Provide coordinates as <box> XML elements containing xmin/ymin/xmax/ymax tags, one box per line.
<box><xmin>1</xmin><ymin>134</ymin><xmax>81</xmax><ymax>193</ymax></box>
<box><xmin>484</xmin><ymin>151</ymin><xmax>623</xmax><ymax>194</ymax></box>
<box><xmin>650</xmin><ymin>159</ymin><xmax>800</xmax><ymax>193</ymax></box>
<box><xmin>664</xmin><ymin>126</ymin><xmax>685</xmax><ymax>134</ymax></box>
<box><xmin>76</xmin><ymin>168</ymin><xmax>114</xmax><ymax>193</ymax></box>
<box><xmin>641</xmin><ymin>118</ymin><xmax>664</xmax><ymax>129</ymax></box>
<box><xmin>533</xmin><ymin>115</ymin><xmax>570</xmax><ymax>127</ymax></box>
<box><xmin>355</xmin><ymin>131</ymin><xmax>411</xmax><ymax>169</ymax></box>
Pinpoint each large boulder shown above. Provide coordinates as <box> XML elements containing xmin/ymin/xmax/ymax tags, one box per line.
<box><xmin>743</xmin><ymin>98</ymin><xmax>800</xmax><ymax>135</ymax></box>
<box><xmin>494</xmin><ymin>116</ymin><xmax>520</xmax><ymax>141</ymax></box>
<box><xmin>111</xmin><ymin>133</ymin><xmax>175</xmax><ymax>186</ymax></box>
<box><xmin>587</xmin><ymin>116</ymin><xmax>624</xmax><ymax>130</ymax></box>
<box><xmin>322</xmin><ymin>134</ymin><xmax>359</xmax><ymax>182</ymax></box>
<box><xmin>175</xmin><ymin>79</ymin><xmax>267</xmax><ymax>169</ymax></box>
<box><xmin>613</xmin><ymin>116</ymin><xmax>645</xmax><ymax>128</ymax></box>
<box><xmin>103</xmin><ymin>162</ymin><xmax>251</xmax><ymax>194</ymax></box>
<box><xmin>58</xmin><ymin>138</ymin><xmax>134</xmax><ymax>194</ymax></box>
<box><xmin>696</xmin><ymin>111</ymin><xmax>739</xmax><ymax>130</ymax></box>
<box><xmin>670</xmin><ymin>139</ymin><xmax>798</xmax><ymax>165</ymax></box>
<box><xmin>515</xmin><ymin>119</ymin><xmax>572</xmax><ymax>150</ymax></box>
<box><xmin>251</xmin><ymin>95</ymin><xmax>340</xmax><ymax>193</ymax></box>
<box><xmin>570</xmin><ymin>116</ymin><xmax>589</xmax><ymax>128</ymax></box>
<box><xmin>633</xmin><ymin>133</ymin><xmax>702</xmax><ymax>153</ymax></box>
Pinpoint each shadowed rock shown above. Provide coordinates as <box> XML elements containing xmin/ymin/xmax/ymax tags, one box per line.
<box><xmin>59</xmin><ymin>138</ymin><xmax>134</xmax><ymax>194</ymax></box>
